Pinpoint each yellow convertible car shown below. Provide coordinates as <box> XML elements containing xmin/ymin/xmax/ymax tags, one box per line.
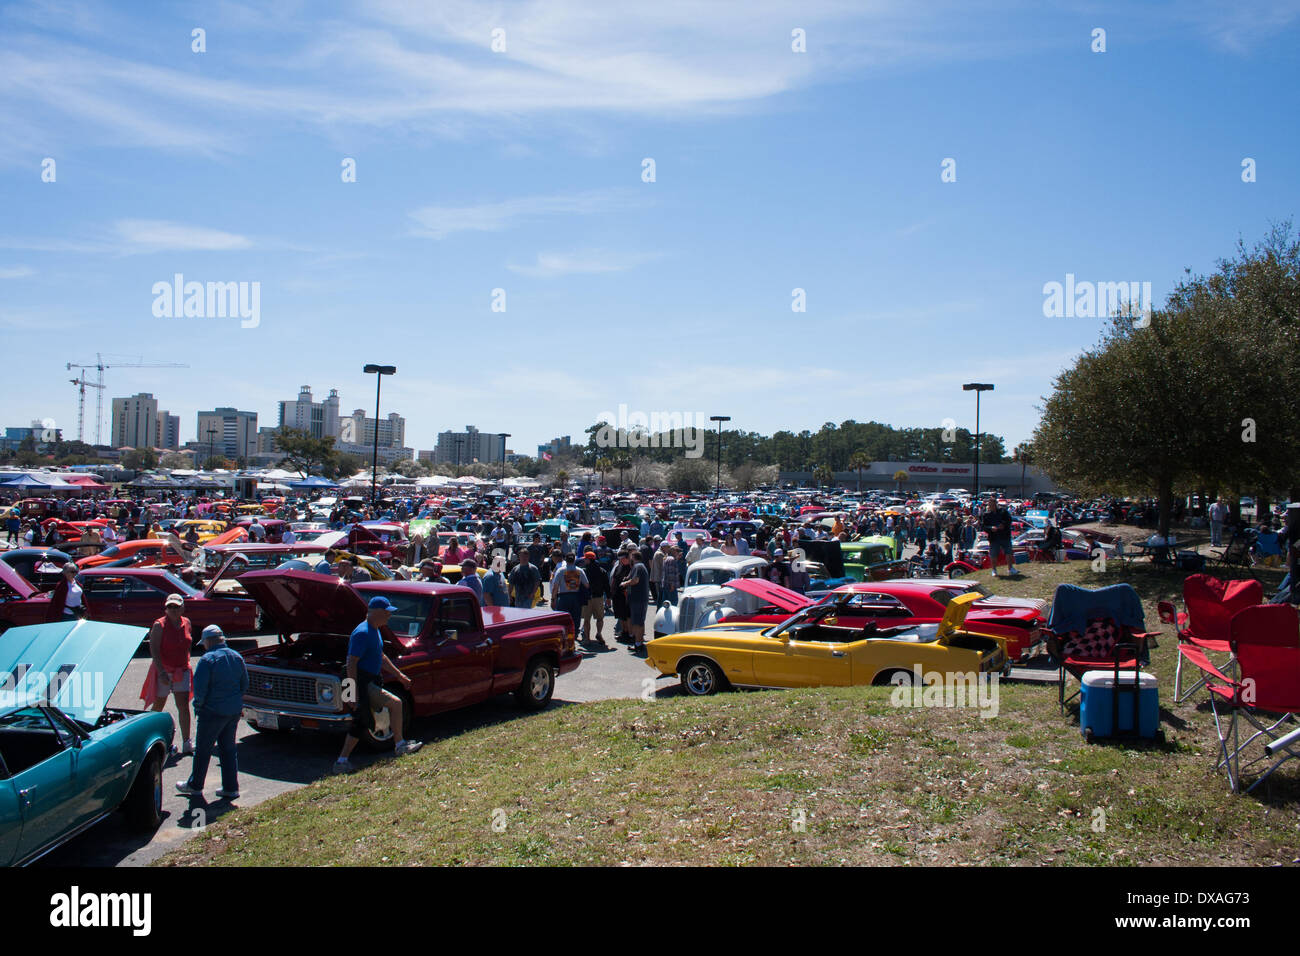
<box><xmin>645</xmin><ymin>590</ymin><xmax>1006</xmax><ymax>696</ymax></box>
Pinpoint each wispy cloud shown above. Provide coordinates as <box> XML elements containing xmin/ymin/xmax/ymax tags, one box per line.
<box><xmin>409</xmin><ymin>189</ymin><xmax>632</xmax><ymax>239</ymax></box>
<box><xmin>507</xmin><ymin>249</ymin><xmax>657</xmax><ymax>278</ymax></box>
<box><xmin>113</xmin><ymin>219</ymin><xmax>253</xmax><ymax>252</ymax></box>
<box><xmin>0</xmin><ymin>265</ymin><xmax>34</xmax><ymax>279</ymax></box>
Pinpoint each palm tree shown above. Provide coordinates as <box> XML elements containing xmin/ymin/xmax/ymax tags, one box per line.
<box><xmin>614</xmin><ymin>455</ymin><xmax>632</xmax><ymax>488</ymax></box>
<box><xmin>596</xmin><ymin>456</ymin><xmax>612</xmax><ymax>487</ymax></box>
<box><xmin>1013</xmin><ymin>442</ymin><xmax>1034</xmax><ymax>498</ymax></box>
<box><xmin>849</xmin><ymin>451</ymin><xmax>872</xmax><ymax>493</ymax></box>
<box><xmin>813</xmin><ymin>463</ymin><xmax>834</xmax><ymax>489</ymax></box>
<box><xmin>553</xmin><ymin>468</ymin><xmax>569</xmax><ymax>490</ymax></box>
<box><xmin>893</xmin><ymin>469</ymin><xmax>909</xmax><ymax>493</ymax></box>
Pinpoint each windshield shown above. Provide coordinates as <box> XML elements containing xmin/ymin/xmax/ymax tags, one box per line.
<box><xmin>688</xmin><ymin>568</ymin><xmax>737</xmax><ymax>588</ymax></box>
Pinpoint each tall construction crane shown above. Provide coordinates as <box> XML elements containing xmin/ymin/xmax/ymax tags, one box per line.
<box><xmin>66</xmin><ymin>353</ymin><xmax>190</xmax><ymax>446</ymax></box>
<box><xmin>68</xmin><ymin>375</ymin><xmax>105</xmax><ymax>442</ymax></box>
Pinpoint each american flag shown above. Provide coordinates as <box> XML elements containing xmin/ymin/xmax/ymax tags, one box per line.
<box><xmin>542</xmin><ymin>452</ymin><xmax>553</xmax><ymax>461</ymax></box>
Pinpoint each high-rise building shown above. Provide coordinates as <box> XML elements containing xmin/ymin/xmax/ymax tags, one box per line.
<box><xmin>434</xmin><ymin>426</ymin><xmax>505</xmax><ymax>465</ymax></box>
<box><xmin>277</xmin><ymin>386</ymin><xmax>340</xmax><ymax>440</ymax></box>
<box><xmin>537</xmin><ymin>436</ymin><xmax>572</xmax><ymax>459</ymax></box>
<box><xmin>196</xmin><ymin>408</ymin><xmax>258</xmax><ymax>463</ymax></box>
<box><xmin>341</xmin><ymin>409</ymin><xmax>405</xmax><ymax>449</ymax></box>
<box><xmin>155</xmin><ymin>411</ymin><xmax>180</xmax><ymax>450</ymax></box>
<box><xmin>111</xmin><ymin>393</ymin><xmax>159</xmax><ymax>449</ymax></box>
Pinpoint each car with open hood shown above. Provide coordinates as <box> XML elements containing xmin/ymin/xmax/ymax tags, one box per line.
<box><xmin>235</xmin><ymin>569</ymin><xmax>582</xmax><ymax>751</ymax></box>
<box><xmin>711</xmin><ymin>578</ymin><xmax>1047</xmax><ymax>663</ymax></box>
<box><xmin>653</xmin><ymin>555</ymin><xmax>770</xmax><ymax>637</ymax></box>
<box><xmin>645</xmin><ymin>591</ymin><xmax>1005</xmax><ymax>696</ymax></box>
<box><xmin>0</xmin><ymin>620</ymin><xmax>174</xmax><ymax>865</ymax></box>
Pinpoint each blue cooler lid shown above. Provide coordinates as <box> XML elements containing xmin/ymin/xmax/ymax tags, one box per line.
<box><xmin>1081</xmin><ymin>669</ymin><xmax>1157</xmax><ymax>689</ymax></box>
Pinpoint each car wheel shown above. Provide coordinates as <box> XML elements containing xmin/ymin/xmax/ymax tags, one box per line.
<box><xmin>875</xmin><ymin>668</ymin><xmax>915</xmax><ymax>687</ymax></box>
<box><xmin>679</xmin><ymin>659</ymin><xmax>724</xmax><ymax>696</ymax></box>
<box><xmin>124</xmin><ymin>749</ymin><xmax>164</xmax><ymax>831</ymax></box>
<box><xmin>947</xmin><ymin>567</ymin><xmax>966</xmax><ymax>579</ymax></box>
<box><xmin>515</xmin><ymin>657</ymin><xmax>556</xmax><ymax>710</ymax></box>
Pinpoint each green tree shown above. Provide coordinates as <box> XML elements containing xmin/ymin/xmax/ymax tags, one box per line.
<box><xmin>275</xmin><ymin>427</ymin><xmax>338</xmax><ymax>478</ymax></box>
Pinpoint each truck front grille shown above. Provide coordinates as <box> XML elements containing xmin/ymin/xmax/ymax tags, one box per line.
<box><xmin>247</xmin><ymin>668</ymin><xmax>317</xmax><ymax>706</ymax></box>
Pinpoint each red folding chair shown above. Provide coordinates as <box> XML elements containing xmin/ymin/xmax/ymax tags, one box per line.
<box><xmin>1159</xmin><ymin>575</ymin><xmax>1262</xmax><ymax>703</ymax></box>
<box><xmin>1188</xmin><ymin>603</ymin><xmax>1300</xmax><ymax>793</ymax></box>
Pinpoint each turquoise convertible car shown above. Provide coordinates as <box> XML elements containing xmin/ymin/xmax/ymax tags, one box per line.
<box><xmin>0</xmin><ymin>620</ymin><xmax>173</xmax><ymax>866</ymax></box>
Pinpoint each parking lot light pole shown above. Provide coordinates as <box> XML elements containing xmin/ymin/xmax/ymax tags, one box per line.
<box><xmin>962</xmin><ymin>383</ymin><xmax>994</xmax><ymax>503</ymax></box>
<box><xmin>455</xmin><ymin>437</ymin><xmax>464</xmax><ymax>478</ymax></box>
<box><xmin>710</xmin><ymin>415</ymin><xmax>730</xmax><ymax>498</ymax></box>
<box><xmin>363</xmin><ymin>364</ymin><xmax>396</xmax><ymax>509</ymax></box>
<box><xmin>499</xmin><ymin>433</ymin><xmax>510</xmax><ymax>486</ymax></box>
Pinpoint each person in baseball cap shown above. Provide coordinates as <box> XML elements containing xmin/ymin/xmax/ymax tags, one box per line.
<box><xmin>459</xmin><ymin>557</ymin><xmax>483</xmax><ymax>604</ymax></box>
<box><xmin>176</xmin><ymin>620</ymin><xmax>248</xmax><ymax>800</ymax></box>
<box><xmin>335</xmin><ymin>594</ymin><xmax>420</xmax><ymax>773</ymax></box>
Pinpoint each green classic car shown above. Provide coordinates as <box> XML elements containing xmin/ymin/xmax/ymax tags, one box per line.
<box><xmin>0</xmin><ymin>620</ymin><xmax>174</xmax><ymax>865</ymax></box>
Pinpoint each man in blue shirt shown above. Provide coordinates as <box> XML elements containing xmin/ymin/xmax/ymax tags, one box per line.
<box><xmin>334</xmin><ymin>595</ymin><xmax>421</xmax><ymax>773</ymax></box>
<box><xmin>176</xmin><ymin>625</ymin><xmax>249</xmax><ymax>800</ymax></box>
<box><xmin>458</xmin><ymin>558</ymin><xmax>484</xmax><ymax>604</ymax></box>
<box><xmin>481</xmin><ymin>554</ymin><xmax>510</xmax><ymax>607</ymax></box>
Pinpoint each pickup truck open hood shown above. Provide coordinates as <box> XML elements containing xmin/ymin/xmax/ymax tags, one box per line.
<box><xmin>725</xmin><ymin>577</ymin><xmax>812</xmax><ymax>613</ymax></box>
<box><xmin>0</xmin><ymin>619</ymin><xmax>148</xmax><ymax>722</ymax></box>
<box><xmin>237</xmin><ymin>568</ymin><xmax>368</xmax><ymax>636</ymax></box>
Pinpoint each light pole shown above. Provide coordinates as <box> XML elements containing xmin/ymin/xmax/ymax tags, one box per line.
<box><xmin>205</xmin><ymin>424</ymin><xmax>217</xmax><ymax>472</ymax></box>
<box><xmin>498</xmin><ymin>433</ymin><xmax>510</xmax><ymax>486</ymax></box>
<box><xmin>962</xmin><ymin>383</ymin><xmax>994</xmax><ymax>504</ymax></box>
<box><xmin>454</xmin><ymin>437</ymin><xmax>464</xmax><ymax>478</ymax></box>
<box><xmin>363</xmin><ymin>364</ymin><xmax>396</xmax><ymax>509</ymax></box>
<box><xmin>709</xmin><ymin>415</ymin><xmax>730</xmax><ymax>498</ymax></box>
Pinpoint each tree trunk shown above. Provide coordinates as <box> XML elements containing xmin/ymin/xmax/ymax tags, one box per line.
<box><xmin>1158</xmin><ymin>474</ymin><xmax>1174</xmax><ymax>539</ymax></box>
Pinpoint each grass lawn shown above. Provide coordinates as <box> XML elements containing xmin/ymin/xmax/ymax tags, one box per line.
<box><xmin>160</xmin><ymin>556</ymin><xmax>1300</xmax><ymax>866</ymax></box>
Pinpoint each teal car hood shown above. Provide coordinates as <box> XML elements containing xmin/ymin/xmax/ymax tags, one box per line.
<box><xmin>0</xmin><ymin>620</ymin><xmax>147</xmax><ymax>723</ymax></box>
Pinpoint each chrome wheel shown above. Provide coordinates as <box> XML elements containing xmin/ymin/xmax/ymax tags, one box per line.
<box><xmin>529</xmin><ymin>665</ymin><xmax>552</xmax><ymax>701</ymax></box>
<box><xmin>683</xmin><ymin>661</ymin><xmax>718</xmax><ymax>696</ymax></box>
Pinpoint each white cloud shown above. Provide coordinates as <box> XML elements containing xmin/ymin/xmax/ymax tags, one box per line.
<box><xmin>507</xmin><ymin>249</ymin><xmax>657</xmax><ymax>278</ymax></box>
<box><xmin>0</xmin><ymin>265</ymin><xmax>34</xmax><ymax>279</ymax></box>
<box><xmin>409</xmin><ymin>189</ymin><xmax>632</xmax><ymax>239</ymax></box>
<box><xmin>113</xmin><ymin>220</ymin><xmax>253</xmax><ymax>252</ymax></box>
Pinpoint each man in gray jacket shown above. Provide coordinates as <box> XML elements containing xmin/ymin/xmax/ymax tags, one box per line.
<box><xmin>176</xmin><ymin>624</ymin><xmax>249</xmax><ymax>800</ymax></box>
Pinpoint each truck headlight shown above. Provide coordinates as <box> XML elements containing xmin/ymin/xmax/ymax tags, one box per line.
<box><xmin>318</xmin><ymin>683</ymin><xmax>335</xmax><ymax>703</ymax></box>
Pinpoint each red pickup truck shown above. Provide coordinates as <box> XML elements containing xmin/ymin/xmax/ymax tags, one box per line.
<box><xmin>235</xmin><ymin>569</ymin><xmax>581</xmax><ymax>750</ymax></box>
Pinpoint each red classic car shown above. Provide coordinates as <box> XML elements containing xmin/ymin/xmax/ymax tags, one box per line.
<box><xmin>718</xmin><ymin>577</ymin><xmax>1048</xmax><ymax>663</ymax></box>
<box><xmin>235</xmin><ymin>569</ymin><xmax>582</xmax><ymax>750</ymax></box>
<box><xmin>75</xmin><ymin>566</ymin><xmax>262</xmax><ymax>638</ymax></box>
<box><xmin>0</xmin><ymin>561</ymin><xmax>261</xmax><ymax>640</ymax></box>
<box><xmin>76</xmin><ymin>538</ymin><xmax>192</xmax><ymax>570</ymax></box>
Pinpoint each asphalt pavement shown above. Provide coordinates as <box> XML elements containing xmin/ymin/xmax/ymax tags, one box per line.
<box><xmin>35</xmin><ymin>603</ymin><xmax>672</xmax><ymax>867</ymax></box>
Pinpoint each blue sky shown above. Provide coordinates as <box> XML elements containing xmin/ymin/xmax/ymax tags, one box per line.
<box><xmin>2</xmin><ymin>0</ymin><xmax>1298</xmax><ymax>457</ymax></box>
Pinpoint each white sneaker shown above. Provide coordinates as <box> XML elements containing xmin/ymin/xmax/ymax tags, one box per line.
<box><xmin>174</xmin><ymin>780</ymin><xmax>200</xmax><ymax>796</ymax></box>
<box><xmin>215</xmin><ymin>789</ymin><xmax>240</xmax><ymax>799</ymax></box>
<box><xmin>394</xmin><ymin>740</ymin><xmax>423</xmax><ymax>756</ymax></box>
<box><xmin>331</xmin><ymin>758</ymin><xmax>354</xmax><ymax>774</ymax></box>
<box><xmin>181</xmin><ymin>739</ymin><xmax>194</xmax><ymax>754</ymax></box>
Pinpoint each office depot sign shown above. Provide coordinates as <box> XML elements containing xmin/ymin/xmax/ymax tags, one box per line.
<box><xmin>908</xmin><ymin>465</ymin><xmax>972</xmax><ymax>474</ymax></box>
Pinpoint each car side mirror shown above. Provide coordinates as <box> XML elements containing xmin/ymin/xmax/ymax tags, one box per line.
<box><xmin>437</xmin><ymin>629</ymin><xmax>458</xmax><ymax>646</ymax></box>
